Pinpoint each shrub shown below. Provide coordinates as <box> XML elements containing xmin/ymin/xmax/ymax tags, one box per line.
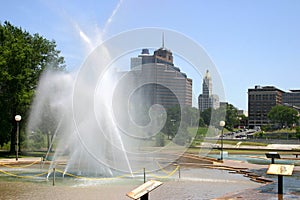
<box><xmin>155</xmin><ymin>133</ymin><xmax>165</xmax><ymax>147</ymax></box>
<box><xmin>296</xmin><ymin>126</ymin><xmax>300</xmax><ymax>139</ymax></box>
<box><xmin>254</xmin><ymin>131</ymin><xmax>265</xmax><ymax>139</ymax></box>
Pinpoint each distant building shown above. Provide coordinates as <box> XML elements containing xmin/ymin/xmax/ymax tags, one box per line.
<box><xmin>220</xmin><ymin>102</ymin><xmax>228</xmax><ymax>109</ymax></box>
<box><xmin>198</xmin><ymin>70</ymin><xmax>220</xmax><ymax>112</ymax></box>
<box><xmin>238</xmin><ymin>110</ymin><xmax>248</xmax><ymax>117</ymax></box>
<box><xmin>248</xmin><ymin>85</ymin><xmax>285</xmax><ymax>128</ymax></box>
<box><xmin>129</xmin><ymin>47</ymin><xmax>192</xmax><ymax>108</ymax></box>
<box><xmin>283</xmin><ymin>90</ymin><xmax>300</xmax><ymax>108</ymax></box>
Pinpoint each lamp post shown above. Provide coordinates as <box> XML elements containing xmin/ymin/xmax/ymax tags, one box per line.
<box><xmin>219</xmin><ymin>120</ymin><xmax>225</xmax><ymax>161</ymax></box>
<box><xmin>15</xmin><ymin>115</ymin><xmax>21</xmax><ymax>161</ymax></box>
<box><xmin>238</xmin><ymin>117</ymin><xmax>242</xmax><ymax>129</ymax></box>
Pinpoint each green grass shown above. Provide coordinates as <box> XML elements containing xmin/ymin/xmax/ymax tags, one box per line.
<box><xmin>0</xmin><ymin>150</ymin><xmax>48</xmax><ymax>159</ymax></box>
<box><xmin>215</xmin><ymin>140</ymin><xmax>268</xmax><ymax>146</ymax></box>
<box><xmin>187</xmin><ymin>147</ymin><xmax>300</xmax><ymax>155</ymax></box>
<box><xmin>272</xmin><ymin>128</ymin><xmax>296</xmax><ymax>133</ymax></box>
<box><xmin>190</xmin><ymin>138</ymin><xmax>268</xmax><ymax>147</ymax></box>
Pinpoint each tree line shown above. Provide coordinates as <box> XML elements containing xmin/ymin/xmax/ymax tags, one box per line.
<box><xmin>0</xmin><ymin>21</ymin><xmax>65</xmax><ymax>152</ymax></box>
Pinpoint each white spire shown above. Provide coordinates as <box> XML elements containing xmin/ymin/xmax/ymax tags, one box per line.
<box><xmin>205</xmin><ymin>70</ymin><xmax>211</xmax><ymax>79</ymax></box>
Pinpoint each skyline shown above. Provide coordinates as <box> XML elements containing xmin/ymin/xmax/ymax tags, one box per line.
<box><xmin>1</xmin><ymin>0</ymin><xmax>299</xmax><ymax>110</ymax></box>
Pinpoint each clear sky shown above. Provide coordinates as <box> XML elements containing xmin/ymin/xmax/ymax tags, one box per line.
<box><xmin>1</xmin><ymin>0</ymin><xmax>300</xmax><ymax>111</ymax></box>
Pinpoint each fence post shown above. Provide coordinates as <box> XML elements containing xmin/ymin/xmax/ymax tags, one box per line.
<box><xmin>178</xmin><ymin>164</ymin><xmax>181</xmax><ymax>179</ymax></box>
<box><xmin>278</xmin><ymin>175</ymin><xmax>283</xmax><ymax>194</ymax></box>
<box><xmin>52</xmin><ymin>168</ymin><xmax>56</xmax><ymax>186</ymax></box>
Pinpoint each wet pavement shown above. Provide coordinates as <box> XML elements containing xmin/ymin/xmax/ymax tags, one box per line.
<box><xmin>0</xmin><ymin>167</ymin><xmax>261</xmax><ymax>200</ymax></box>
<box><xmin>0</xmin><ymin>155</ymin><xmax>299</xmax><ymax>200</ymax></box>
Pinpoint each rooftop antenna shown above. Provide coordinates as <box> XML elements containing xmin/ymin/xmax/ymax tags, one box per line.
<box><xmin>162</xmin><ymin>32</ymin><xmax>165</xmax><ymax>49</ymax></box>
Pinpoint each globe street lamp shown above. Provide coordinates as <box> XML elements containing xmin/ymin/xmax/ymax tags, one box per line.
<box><xmin>238</xmin><ymin>117</ymin><xmax>242</xmax><ymax>129</ymax></box>
<box><xmin>219</xmin><ymin>120</ymin><xmax>226</xmax><ymax>161</ymax></box>
<box><xmin>15</xmin><ymin>115</ymin><xmax>21</xmax><ymax>161</ymax></box>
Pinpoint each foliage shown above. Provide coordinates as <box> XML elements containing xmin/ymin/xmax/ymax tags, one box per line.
<box><xmin>173</xmin><ymin>122</ymin><xmax>191</xmax><ymax>146</ymax></box>
<box><xmin>254</xmin><ymin>131</ymin><xmax>265</xmax><ymax>139</ymax></box>
<box><xmin>0</xmin><ymin>21</ymin><xmax>65</xmax><ymax>152</ymax></box>
<box><xmin>267</xmin><ymin>105</ymin><xmax>299</xmax><ymax>128</ymax></box>
<box><xmin>201</xmin><ymin>108</ymin><xmax>212</xmax><ymax>126</ymax></box>
<box><xmin>25</xmin><ymin>131</ymin><xmax>45</xmax><ymax>150</ymax></box>
<box><xmin>157</xmin><ymin>105</ymin><xmax>199</xmax><ymax>146</ymax></box>
<box><xmin>200</xmin><ymin>103</ymin><xmax>239</xmax><ymax>131</ymax></box>
<box><xmin>161</xmin><ymin>105</ymin><xmax>199</xmax><ymax>139</ymax></box>
<box><xmin>224</xmin><ymin>104</ymin><xmax>238</xmax><ymax>130</ymax></box>
<box><xmin>200</xmin><ymin>107</ymin><xmax>224</xmax><ymax>127</ymax></box>
<box><xmin>32</xmin><ymin>101</ymin><xmax>60</xmax><ymax>150</ymax></box>
<box><xmin>161</xmin><ymin>105</ymin><xmax>179</xmax><ymax>139</ymax></box>
<box><xmin>0</xmin><ymin>142</ymin><xmax>10</xmax><ymax>150</ymax></box>
<box><xmin>173</xmin><ymin>133</ymin><xmax>187</xmax><ymax>146</ymax></box>
<box><xmin>198</xmin><ymin>117</ymin><xmax>205</xmax><ymax>127</ymax></box>
<box><xmin>261</xmin><ymin>124</ymin><xmax>273</xmax><ymax>132</ymax></box>
<box><xmin>155</xmin><ymin>132</ymin><xmax>165</xmax><ymax>147</ymax></box>
<box><xmin>182</xmin><ymin>106</ymin><xmax>200</xmax><ymax>126</ymax></box>
<box><xmin>296</xmin><ymin>126</ymin><xmax>300</xmax><ymax>140</ymax></box>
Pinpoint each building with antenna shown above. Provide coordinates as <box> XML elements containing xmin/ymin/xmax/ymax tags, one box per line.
<box><xmin>198</xmin><ymin>70</ymin><xmax>220</xmax><ymax>112</ymax></box>
<box><xmin>129</xmin><ymin>46</ymin><xmax>192</xmax><ymax>108</ymax></box>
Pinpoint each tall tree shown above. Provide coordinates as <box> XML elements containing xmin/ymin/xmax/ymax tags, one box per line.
<box><xmin>161</xmin><ymin>105</ymin><xmax>199</xmax><ymax>141</ymax></box>
<box><xmin>200</xmin><ymin>103</ymin><xmax>237</xmax><ymax>130</ymax></box>
<box><xmin>201</xmin><ymin>107</ymin><xmax>212</xmax><ymax>126</ymax></box>
<box><xmin>224</xmin><ymin>104</ymin><xmax>238</xmax><ymax>131</ymax></box>
<box><xmin>267</xmin><ymin>105</ymin><xmax>299</xmax><ymax>128</ymax></box>
<box><xmin>0</xmin><ymin>21</ymin><xmax>65</xmax><ymax>152</ymax></box>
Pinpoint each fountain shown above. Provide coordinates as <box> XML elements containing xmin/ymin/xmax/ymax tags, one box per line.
<box><xmin>26</xmin><ymin>28</ymin><xmax>226</xmax><ymax>178</ymax></box>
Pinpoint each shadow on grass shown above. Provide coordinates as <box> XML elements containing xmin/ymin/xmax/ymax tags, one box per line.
<box><xmin>0</xmin><ymin>150</ymin><xmax>48</xmax><ymax>159</ymax></box>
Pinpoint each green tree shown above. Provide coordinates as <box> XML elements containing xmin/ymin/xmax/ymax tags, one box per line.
<box><xmin>267</xmin><ymin>105</ymin><xmax>299</xmax><ymax>129</ymax></box>
<box><xmin>36</xmin><ymin>101</ymin><xmax>60</xmax><ymax>151</ymax></box>
<box><xmin>201</xmin><ymin>108</ymin><xmax>212</xmax><ymax>126</ymax></box>
<box><xmin>0</xmin><ymin>21</ymin><xmax>65</xmax><ymax>152</ymax></box>
<box><xmin>296</xmin><ymin>126</ymin><xmax>300</xmax><ymax>140</ymax></box>
<box><xmin>182</xmin><ymin>106</ymin><xmax>200</xmax><ymax>126</ymax></box>
<box><xmin>161</xmin><ymin>105</ymin><xmax>180</xmax><ymax>139</ymax></box>
<box><xmin>198</xmin><ymin>117</ymin><xmax>205</xmax><ymax>127</ymax></box>
<box><xmin>155</xmin><ymin>132</ymin><xmax>165</xmax><ymax>147</ymax></box>
<box><xmin>161</xmin><ymin>105</ymin><xmax>199</xmax><ymax>143</ymax></box>
<box><xmin>200</xmin><ymin>104</ymin><xmax>237</xmax><ymax>130</ymax></box>
<box><xmin>224</xmin><ymin>104</ymin><xmax>238</xmax><ymax>131</ymax></box>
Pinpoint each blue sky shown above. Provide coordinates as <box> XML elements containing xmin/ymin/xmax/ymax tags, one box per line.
<box><xmin>1</xmin><ymin>0</ymin><xmax>300</xmax><ymax>111</ymax></box>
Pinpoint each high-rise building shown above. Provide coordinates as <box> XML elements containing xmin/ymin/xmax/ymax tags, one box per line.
<box><xmin>129</xmin><ymin>47</ymin><xmax>192</xmax><ymax>108</ymax></box>
<box><xmin>283</xmin><ymin>90</ymin><xmax>300</xmax><ymax>108</ymax></box>
<box><xmin>248</xmin><ymin>86</ymin><xmax>300</xmax><ymax>128</ymax></box>
<box><xmin>198</xmin><ymin>70</ymin><xmax>219</xmax><ymax>112</ymax></box>
<box><xmin>248</xmin><ymin>85</ymin><xmax>284</xmax><ymax>128</ymax></box>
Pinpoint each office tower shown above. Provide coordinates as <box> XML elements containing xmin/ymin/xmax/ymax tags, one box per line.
<box><xmin>130</xmin><ymin>47</ymin><xmax>192</xmax><ymax>108</ymax></box>
<box><xmin>248</xmin><ymin>85</ymin><xmax>284</xmax><ymax>128</ymax></box>
<box><xmin>198</xmin><ymin>70</ymin><xmax>220</xmax><ymax>112</ymax></box>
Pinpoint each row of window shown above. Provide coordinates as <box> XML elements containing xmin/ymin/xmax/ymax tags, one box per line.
<box><xmin>249</xmin><ymin>94</ymin><xmax>276</xmax><ymax>100</ymax></box>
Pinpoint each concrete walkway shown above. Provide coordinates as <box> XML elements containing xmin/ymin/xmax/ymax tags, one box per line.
<box><xmin>0</xmin><ymin>151</ymin><xmax>299</xmax><ymax>200</ymax></box>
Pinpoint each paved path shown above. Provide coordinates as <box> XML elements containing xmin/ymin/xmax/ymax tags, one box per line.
<box><xmin>1</xmin><ymin>151</ymin><xmax>299</xmax><ymax>200</ymax></box>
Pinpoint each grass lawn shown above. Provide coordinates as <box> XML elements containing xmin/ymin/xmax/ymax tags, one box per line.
<box><xmin>187</xmin><ymin>147</ymin><xmax>299</xmax><ymax>156</ymax></box>
<box><xmin>214</xmin><ymin>140</ymin><xmax>268</xmax><ymax>146</ymax></box>
<box><xmin>0</xmin><ymin>150</ymin><xmax>48</xmax><ymax>159</ymax></box>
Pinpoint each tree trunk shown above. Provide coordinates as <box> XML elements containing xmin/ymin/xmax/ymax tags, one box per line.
<box><xmin>10</xmin><ymin>118</ymin><xmax>17</xmax><ymax>154</ymax></box>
